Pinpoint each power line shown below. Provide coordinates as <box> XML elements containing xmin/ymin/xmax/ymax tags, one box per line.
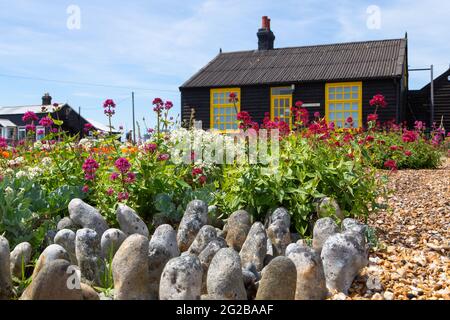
<box><xmin>0</xmin><ymin>72</ymin><xmax>179</xmax><ymax>93</ymax></box>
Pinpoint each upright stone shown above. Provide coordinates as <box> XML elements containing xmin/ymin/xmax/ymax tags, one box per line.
<box><xmin>69</xmin><ymin>199</ymin><xmax>108</xmax><ymax>236</ymax></box>
<box><xmin>9</xmin><ymin>242</ymin><xmax>32</xmax><ymax>279</ymax></box>
<box><xmin>255</xmin><ymin>256</ymin><xmax>297</xmax><ymax>300</ymax></box>
<box><xmin>287</xmin><ymin>246</ymin><xmax>328</xmax><ymax>300</ymax></box>
<box><xmin>75</xmin><ymin>228</ymin><xmax>104</xmax><ymax>286</ymax></box>
<box><xmin>57</xmin><ymin>217</ymin><xmax>76</xmax><ymax>231</ymax></box>
<box><xmin>312</xmin><ymin>217</ymin><xmax>339</xmax><ymax>252</ymax></box>
<box><xmin>239</xmin><ymin>222</ymin><xmax>267</xmax><ymax>272</ymax></box>
<box><xmin>198</xmin><ymin>238</ymin><xmax>227</xmax><ymax>294</ymax></box>
<box><xmin>148</xmin><ymin>238</ymin><xmax>175</xmax><ymax>299</ymax></box>
<box><xmin>54</xmin><ymin>229</ymin><xmax>77</xmax><ymax>264</ymax></box>
<box><xmin>266</xmin><ymin>208</ymin><xmax>291</xmax><ymax>256</ymax></box>
<box><xmin>101</xmin><ymin>228</ymin><xmax>127</xmax><ymax>259</ymax></box>
<box><xmin>207</xmin><ymin>248</ymin><xmax>247</xmax><ymax>300</ymax></box>
<box><xmin>159</xmin><ymin>255</ymin><xmax>203</xmax><ymax>300</ymax></box>
<box><xmin>0</xmin><ymin>236</ymin><xmax>12</xmax><ymax>300</ymax></box>
<box><xmin>321</xmin><ymin>232</ymin><xmax>369</xmax><ymax>294</ymax></box>
<box><xmin>316</xmin><ymin>197</ymin><xmax>344</xmax><ymax>220</ymax></box>
<box><xmin>21</xmin><ymin>259</ymin><xmax>82</xmax><ymax>300</ymax></box>
<box><xmin>177</xmin><ymin>200</ymin><xmax>208</xmax><ymax>252</ymax></box>
<box><xmin>188</xmin><ymin>225</ymin><xmax>217</xmax><ymax>255</ymax></box>
<box><xmin>342</xmin><ymin>218</ymin><xmax>368</xmax><ymax>239</ymax></box>
<box><xmin>151</xmin><ymin>224</ymin><xmax>179</xmax><ymax>258</ymax></box>
<box><xmin>112</xmin><ymin>234</ymin><xmax>152</xmax><ymax>300</ymax></box>
<box><xmin>31</xmin><ymin>244</ymin><xmax>69</xmax><ymax>279</ymax></box>
<box><xmin>116</xmin><ymin>204</ymin><xmax>149</xmax><ymax>237</ymax></box>
<box><xmin>225</xmin><ymin>210</ymin><xmax>251</xmax><ymax>251</ymax></box>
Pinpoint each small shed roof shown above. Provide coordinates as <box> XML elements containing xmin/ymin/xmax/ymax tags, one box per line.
<box><xmin>0</xmin><ymin>119</ymin><xmax>17</xmax><ymax>127</ymax></box>
<box><xmin>181</xmin><ymin>38</ymin><xmax>407</xmax><ymax>88</ymax></box>
<box><xmin>0</xmin><ymin>103</ymin><xmax>66</xmax><ymax>115</ymax></box>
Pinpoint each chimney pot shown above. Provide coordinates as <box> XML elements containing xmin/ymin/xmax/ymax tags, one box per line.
<box><xmin>262</xmin><ymin>16</ymin><xmax>269</xmax><ymax>29</ymax></box>
<box><xmin>42</xmin><ymin>93</ymin><xmax>52</xmax><ymax>106</ymax></box>
<box><xmin>257</xmin><ymin>16</ymin><xmax>275</xmax><ymax>50</ymax></box>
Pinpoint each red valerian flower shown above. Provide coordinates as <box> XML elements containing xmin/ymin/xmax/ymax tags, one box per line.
<box><xmin>365</xmin><ymin>135</ymin><xmax>375</xmax><ymax>143</ymax></box>
<box><xmin>125</xmin><ymin>172</ymin><xmax>136</xmax><ymax>184</ymax></box>
<box><xmin>22</xmin><ymin>111</ymin><xmax>39</xmax><ymax>123</ymax></box>
<box><xmin>152</xmin><ymin>98</ymin><xmax>164</xmax><ymax>113</ymax></box>
<box><xmin>39</xmin><ymin>116</ymin><xmax>54</xmax><ymax>128</ymax></box>
<box><xmin>404</xmin><ymin>150</ymin><xmax>412</xmax><ymax>157</ymax></box>
<box><xmin>228</xmin><ymin>92</ymin><xmax>238</xmax><ymax>103</ymax></box>
<box><xmin>82</xmin><ymin>185</ymin><xmax>89</xmax><ymax>193</ymax></box>
<box><xmin>118</xmin><ymin>192</ymin><xmax>129</xmax><ymax>201</ymax></box>
<box><xmin>0</xmin><ymin>137</ymin><xmax>7</xmax><ymax>149</ymax></box>
<box><xmin>144</xmin><ymin>143</ymin><xmax>157</xmax><ymax>153</ymax></box>
<box><xmin>164</xmin><ymin>101</ymin><xmax>173</xmax><ymax>110</ymax></box>
<box><xmin>26</xmin><ymin>124</ymin><xmax>36</xmax><ymax>132</ymax></box>
<box><xmin>115</xmin><ymin>157</ymin><xmax>131</xmax><ymax>173</ymax></box>
<box><xmin>110</xmin><ymin>172</ymin><xmax>120</xmax><ymax>181</ymax></box>
<box><xmin>106</xmin><ymin>188</ymin><xmax>115</xmax><ymax>196</ymax></box>
<box><xmin>82</xmin><ymin>156</ymin><xmax>99</xmax><ymax>181</ymax></box>
<box><xmin>192</xmin><ymin>167</ymin><xmax>203</xmax><ymax>177</ymax></box>
<box><xmin>346</xmin><ymin>117</ymin><xmax>353</xmax><ymax>124</ymax></box>
<box><xmin>402</xmin><ymin>130</ymin><xmax>417</xmax><ymax>143</ymax></box>
<box><xmin>314</xmin><ymin>112</ymin><xmax>321</xmax><ymax>118</ymax></box>
<box><xmin>84</xmin><ymin>123</ymin><xmax>94</xmax><ymax>133</ymax></box>
<box><xmin>390</xmin><ymin>145</ymin><xmax>399</xmax><ymax>151</ymax></box>
<box><xmin>384</xmin><ymin>160</ymin><xmax>398</xmax><ymax>171</ymax></box>
<box><xmin>414</xmin><ymin>121</ymin><xmax>425</xmax><ymax>131</ymax></box>
<box><xmin>295</xmin><ymin>101</ymin><xmax>304</xmax><ymax>108</ymax></box>
<box><xmin>199</xmin><ymin>175</ymin><xmax>207</xmax><ymax>185</ymax></box>
<box><xmin>158</xmin><ymin>153</ymin><xmax>170</xmax><ymax>161</ymax></box>
<box><xmin>103</xmin><ymin>99</ymin><xmax>116</xmax><ymax>117</ymax></box>
<box><xmin>367</xmin><ymin>114</ymin><xmax>378</xmax><ymax>122</ymax></box>
<box><xmin>370</xmin><ymin>94</ymin><xmax>388</xmax><ymax>108</ymax></box>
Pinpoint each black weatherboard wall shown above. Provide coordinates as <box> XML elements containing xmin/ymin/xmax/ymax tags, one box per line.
<box><xmin>181</xmin><ymin>77</ymin><xmax>402</xmax><ymax>129</ymax></box>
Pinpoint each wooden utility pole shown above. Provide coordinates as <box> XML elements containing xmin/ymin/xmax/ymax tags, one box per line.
<box><xmin>132</xmin><ymin>91</ymin><xmax>136</xmax><ymax>144</ymax></box>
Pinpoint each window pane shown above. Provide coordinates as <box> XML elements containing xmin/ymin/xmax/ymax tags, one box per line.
<box><xmin>226</xmin><ymin>124</ymin><xmax>231</xmax><ymax>129</ymax></box>
<box><xmin>344</xmin><ymin>93</ymin><xmax>351</xmax><ymax>99</ymax></box>
<box><xmin>226</xmin><ymin>108</ymin><xmax>231</xmax><ymax>114</ymax></box>
<box><xmin>344</xmin><ymin>87</ymin><xmax>351</xmax><ymax>93</ymax></box>
<box><xmin>220</xmin><ymin>116</ymin><xmax>224</xmax><ymax>122</ymax></box>
<box><xmin>336</xmin><ymin>103</ymin><xmax>342</xmax><ymax>110</ymax></box>
<box><xmin>352</xmin><ymin>112</ymin><xmax>358</xmax><ymax>119</ymax></box>
<box><xmin>337</xmin><ymin>113</ymin><xmax>343</xmax><ymax>119</ymax></box>
<box><xmin>336</xmin><ymin>121</ymin><xmax>343</xmax><ymax>127</ymax></box>
<box><xmin>329</xmin><ymin>113</ymin><xmax>335</xmax><ymax>120</ymax></box>
<box><xmin>353</xmin><ymin>120</ymin><xmax>359</xmax><ymax>127</ymax></box>
<box><xmin>336</xmin><ymin>87</ymin><xmax>343</xmax><ymax>93</ymax></box>
<box><xmin>336</xmin><ymin>94</ymin><xmax>343</xmax><ymax>99</ymax></box>
<box><xmin>220</xmin><ymin>124</ymin><xmax>225</xmax><ymax>130</ymax></box>
<box><xmin>329</xmin><ymin>103</ymin><xmax>335</xmax><ymax>111</ymax></box>
<box><xmin>214</xmin><ymin>108</ymin><xmax>219</xmax><ymax>114</ymax></box>
<box><xmin>352</xmin><ymin>103</ymin><xmax>359</xmax><ymax>110</ymax></box>
<box><xmin>352</xmin><ymin>93</ymin><xmax>359</xmax><ymax>99</ymax></box>
<box><xmin>280</xmin><ymin>99</ymin><xmax>284</xmax><ymax>108</ymax></box>
<box><xmin>226</xmin><ymin>116</ymin><xmax>232</xmax><ymax>122</ymax></box>
<box><xmin>352</xmin><ymin>86</ymin><xmax>359</xmax><ymax>92</ymax></box>
<box><xmin>233</xmin><ymin>123</ymin><xmax>238</xmax><ymax>129</ymax></box>
<box><xmin>344</xmin><ymin>112</ymin><xmax>350</xmax><ymax>119</ymax></box>
<box><xmin>344</xmin><ymin>103</ymin><xmax>351</xmax><ymax>110</ymax></box>
<box><xmin>329</xmin><ymin>94</ymin><xmax>335</xmax><ymax>100</ymax></box>
<box><xmin>329</xmin><ymin>87</ymin><xmax>336</xmax><ymax>93</ymax></box>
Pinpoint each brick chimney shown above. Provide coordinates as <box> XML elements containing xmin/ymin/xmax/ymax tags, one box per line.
<box><xmin>42</xmin><ymin>93</ymin><xmax>52</xmax><ymax>106</ymax></box>
<box><xmin>257</xmin><ymin>16</ymin><xmax>275</xmax><ymax>50</ymax></box>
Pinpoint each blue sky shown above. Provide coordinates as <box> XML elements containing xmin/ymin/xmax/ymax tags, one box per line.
<box><xmin>0</xmin><ymin>0</ymin><xmax>449</xmax><ymax>131</ymax></box>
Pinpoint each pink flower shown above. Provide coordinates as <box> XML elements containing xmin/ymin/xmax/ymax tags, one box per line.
<box><xmin>390</xmin><ymin>145</ymin><xmax>399</xmax><ymax>151</ymax></box>
<box><xmin>115</xmin><ymin>157</ymin><xmax>131</xmax><ymax>173</ymax></box>
<box><xmin>192</xmin><ymin>167</ymin><xmax>203</xmax><ymax>177</ymax></box>
<box><xmin>125</xmin><ymin>172</ymin><xmax>136</xmax><ymax>184</ymax></box>
<box><xmin>153</xmin><ymin>98</ymin><xmax>164</xmax><ymax>113</ymax></box>
<box><xmin>82</xmin><ymin>185</ymin><xmax>89</xmax><ymax>193</ymax></box>
<box><xmin>144</xmin><ymin>143</ymin><xmax>157</xmax><ymax>153</ymax></box>
<box><xmin>346</xmin><ymin>117</ymin><xmax>353</xmax><ymax>124</ymax></box>
<box><xmin>158</xmin><ymin>154</ymin><xmax>170</xmax><ymax>161</ymax></box>
<box><xmin>402</xmin><ymin>130</ymin><xmax>417</xmax><ymax>143</ymax></box>
<box><xmin>103</xmin><ymin>99</ymin><xmax>116</xmax><ymax>117</ymax></box>
<box><xmin>110</xmin><ymin>172</ymin><xmax>120</xmax><ymax>181</ymax></box>
<box><xmin>295</xmin><ymin>101</ymin><xmax>304</xmax><ymax>108</ymax></box>
<box><xmin>22</xmin><ymin>111</ymin><xmax>39</xmax><ymax>123</ymax></box>
<box><xmin>82</xmin><ymin>157</ymin><xmax>99</xmax><ymax>181</ymax></box>
<box><xmin>414</xmin><ymin>121</ymin><xmax>425</xmax><ymax>131</ymax></box>
<box><xmin>367</xmin><ymin>114</ymin><xmax>378</xmax><ymax>122</ymax></box>
<box><xmin>199</xmin><ymin>175</ymin><xmax>207</xmax><ymax>185</ymax></box>
<box><xmin>165</xmin><ymin>101</ymin><xmax>173</xmax><ymax>110</ymax></box>
<box><xmin>118</xmin><ymin>192</ymin><xmax>129</xmax><ymax>201</ymax></box>
<box><xmin>370</xmin><ymin>94</ymin><xmax>388</xmax><ymax>108</ymax></box>
<box><xmin>314</xmin><ymin>112</ymin><xmax>321</xmax><ymax>118</ymax></box>
<box><xmin>37</xmin><ymin>129</ymin><xmax>45</xmax><ymax>135</ymax></box>
<box><xmin>404</xmin><ymin>150</ymin><xmax>412</xmax><ymax>157</ymax></box>
<box><xmin>106</xmin><ymin>188</ymin><xmax>115</xmax><ymax>196</ymax></box>
<box><xmin>39</xmin><ymin>116</ymin><xmax>54</xmax><ymax>128</ymax></box>
<box><xmin>228</xmin><ymin>92</ymin><xmax>238</xmax><ymax>103</ymax></box>
<box><xmin>384</xmin><ymin>160</ymin><xmax>398</xmax><ymax>172</ymax></box>
<box><xmin>51</xmin><ymin>128</ymin><xmax>58</xmax><ymax>133</ymax></box>
<box><xmin>0</xmin><ymin>137</ymin><xmax>7</xmax><ymax>149</ymax></box>
<box><xmin>84</xmin><ymin>123</ymin><xmax>93</xmax><ymax>133</ymax></box>
<box><xmin>26</xmin><ymin>124</ymin><xmax>36</xmax><ymax>132</ymax></box>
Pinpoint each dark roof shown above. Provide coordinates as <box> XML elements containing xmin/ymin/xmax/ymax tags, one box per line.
<box><xmin>181</xmin><ymin>38</ymin><xmax>407</xmax><ymax>88</ymax></box>
<box><xmin>420</xmin><ymin>67</ymin><xmax>450</xmax><ymax>91</ymax></box>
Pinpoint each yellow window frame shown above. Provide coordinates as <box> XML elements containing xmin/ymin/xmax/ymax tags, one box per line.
<box><xmin>210</xmin><ymin>88</ymin><xmax>241</xmax><ymax>133</ymax></box>
<box><xmin>270</xmin><ymin>86</ymin><xmax>293</xmax><ymax>128</ymax></box>
<box><xmin>325</xmin><ymin>82</ymin><xmax>362</xmax><ymax>128</ymax></box>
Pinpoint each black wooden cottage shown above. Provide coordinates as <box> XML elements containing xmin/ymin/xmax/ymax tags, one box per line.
<box><xmin>0</xmin><ymin>93</ymin><xmax>109</xmax><ymax>143</ymax></box>
<box><xmin>407</xmin><ymin>68</ymin><xmax>450</xmax><ymax>131</ymax></box>
<box><xmin>180</xmin><ymin>16</ymin><xmax>408</xmax><ymax>132</ymax></box>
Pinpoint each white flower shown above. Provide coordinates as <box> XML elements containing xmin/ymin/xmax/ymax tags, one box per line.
<box><xmin>34</xmin><ymin>141</ymin><xmax>43</xmax><ymax>149</ymax></box>
<box><xmin>4</xmin><ymin>187</ymin><xmax>13</xmax><ymax>195</ymax></box>
<box><xmin>15</xmin><ymin>171</ymin><xmax>27</xmax><ymax>179</ymax></box>
<box><xmin>42</xmin><ymin>157</ymin><xmax>52</xmax><ymax>166</ymax></box>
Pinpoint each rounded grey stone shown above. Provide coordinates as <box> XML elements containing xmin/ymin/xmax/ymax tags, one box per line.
<box><xmin>101</xmin><ymin>228</ymin><xmax>127</xmax><ymax>259</ymax></box>
<box><xmin>151</xmin><ymin>224</ymin><xmax>179</xmax><ymax>258</ymax></box>
<box><xmin>225</xmin><ymin>210</ymin><xmax>251</xmax><ymax>251</ymax></box>
<box><xmin>177</xmin><ymin>200</ymin><xmax>208</xmax><ymax>252</ymax></box>
<box><xmin>116</xmin><ymin>204</ymin><xmax>149</xmax><ymax>237</ymax></box>
<box><xmin>57</xmin><ymin>217</ymin><xmax>76</xmax><ymax>231</ymax></box>
<box><xmin>239</xmin><ymin>222</ymin><xmax>267</xmax><ymax>272</ymax></box>
<box><xmin>75</xmin><ymin>228</ymin><xmax>104</xmax><ymax>286</ymax></box>
<box><xmin>266</xmin><ymin>208</ymin><xmax>291</xmax><ymax>256</ymax></box>
<box><xmin>69</xmin><ymin>199</ymin><xmax>108</xmax><ymax>236</ymax></box>
<box><xmin>0</xmin><ymin>236</ymin><xmax>12</xmax><ymax>300</ymax></box>
<box><xmin>198</xmin><ymin>238</ymin><xmax>227</xmax><ymax>294</ymax></box>
<box><xmin>256</xmin><ymin>256</ymin><xmax>297</xmax><ymax>300</ymax></box>
<box><xmin>54</xmin><ymin>229</ymin><xmax>77</xmax><ymax>265</ymax></box>
<box><xmin>32</xmin><ymin>244</ymin><xmax>69</xmax><ymax>280</ymax></box>
<box><xmin>188</xmin><ymin>225</ymin><xmax>217</xmax><ymax>256</ymax></box>
<box><xmin>207</xmin><ymin>248</ymin><xmax>246</xmax><ymax>300</ymax></box>
<box><xmin>159</xmin><ymin>254</ymin><xmax>203</xmax><ymax>300</ymax></box>
<box><xmin>313</xmin><ymin>217</ymin><xmax>339</xmax><ymax>252</ymax></box>
<box><xmin>10</xmin><ymin>242</ymin><xmax>32</xmax><ymax>279</ymax></box>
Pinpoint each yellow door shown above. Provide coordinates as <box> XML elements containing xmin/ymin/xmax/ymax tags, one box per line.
<box><xmin>271</xmin><ymin>87</ymin><xmax>293</xmax><ymax>127</ymax></box>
